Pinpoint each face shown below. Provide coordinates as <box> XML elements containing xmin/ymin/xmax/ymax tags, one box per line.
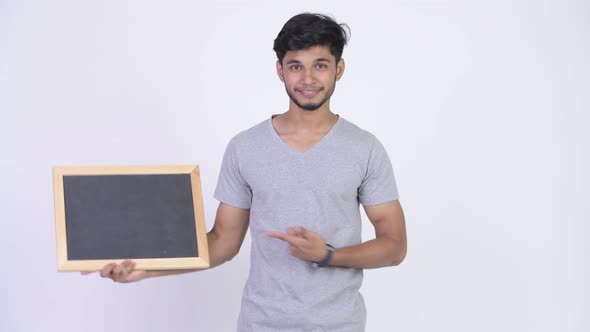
<box><xmin>277</xmin><ymin>45</ymin><xmax>345</xmax><ymax>112</ymax></box>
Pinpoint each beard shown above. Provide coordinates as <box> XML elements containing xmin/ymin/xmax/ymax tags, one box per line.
<box><xmin>285</xmin><ymin>82</ymin><xmax>336</xmax><ymax>112</ymax></box>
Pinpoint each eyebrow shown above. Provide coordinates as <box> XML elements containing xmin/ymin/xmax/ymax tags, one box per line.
<box><xmin>285</xmin><ymin>58</ymin><xmax>332</xmax><ymax>65</ymax></box>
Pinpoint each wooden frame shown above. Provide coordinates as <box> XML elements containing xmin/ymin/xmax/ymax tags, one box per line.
<box><xmin>52</xmin><ymin>165</ymin><xmax>209</xmax><ymax>272</ymax></box>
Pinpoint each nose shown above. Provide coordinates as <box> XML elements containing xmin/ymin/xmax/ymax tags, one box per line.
<box><xmin>301</xmin><ymin>67</ymin><xmax>315</xmax><ymax>85</ymax></box>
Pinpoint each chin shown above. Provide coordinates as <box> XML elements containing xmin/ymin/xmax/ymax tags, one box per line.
<box><xmin>286</xmin><ymin>88</ymin><xmax>329</xmax><ymax>112</ymax></box>
<box><xmin>294</xmin><ymin>98</ymin><xmax>326</xmax><ymax>111</ymax></box>
<box><xmin>301</xmin><ymin>104</ymin><xmax>321</xmax><ymax>111</ymax></box>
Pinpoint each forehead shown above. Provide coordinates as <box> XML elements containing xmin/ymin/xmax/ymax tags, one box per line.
<box><xmin>282</xmin><ymin>45</ymin><xmax>335</xmax><ymax>63</ymax></box>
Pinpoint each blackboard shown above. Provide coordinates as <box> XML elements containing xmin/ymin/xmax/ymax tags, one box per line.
<box><xmin>52</xmin><ymin>165</ymin><xmax>209</xmax><ymax>271</ymax></box>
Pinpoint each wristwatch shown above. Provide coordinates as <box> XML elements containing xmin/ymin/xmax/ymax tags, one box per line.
<box><xmin>313</xmin><ymin>243</ymin><xmax>335</xmax><ymax>268</ymax></box>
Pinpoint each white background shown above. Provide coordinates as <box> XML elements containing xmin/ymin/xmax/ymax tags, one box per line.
<box><xmin>1</xmin><ymin>1</ymin><xmax>588</xmax><ymax>331</ymax></box>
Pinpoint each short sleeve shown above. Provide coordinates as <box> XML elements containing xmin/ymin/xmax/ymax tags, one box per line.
<box><xmin>358</xmin><ymin>137</ymin><xmax>399</xmax><ymax>206</ymax></box>
<box><xmin>214</xmin><ymin>137</ymin><xmax>252</xmax><ymax>209</ymax></box>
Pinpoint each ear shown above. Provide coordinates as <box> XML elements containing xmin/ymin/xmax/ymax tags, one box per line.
<box><xmin>336</xmin><ymin>58</ymin><xmax>345</xmax><ymax>81</ymax></box>
<box><xmin>276</xmin><ymin>60</ymin><xmax>285</xmax><ymax>82</ymax></box>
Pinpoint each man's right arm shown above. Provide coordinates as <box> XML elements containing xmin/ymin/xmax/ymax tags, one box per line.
<box><xmin>97</xmin><ymin>202</ymin><xmax>250</xmax><ymax>283</ymax></box>
<box><xmin>204</xmin><ymin>202</ymin><xmax>250</xmax><ymax>268</ymax></box>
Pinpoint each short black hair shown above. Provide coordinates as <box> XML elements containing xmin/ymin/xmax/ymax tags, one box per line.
<box><xmin>273</xmin><ymin>13</ymin><xmax>350</xmax><ymax>65</ymax></box>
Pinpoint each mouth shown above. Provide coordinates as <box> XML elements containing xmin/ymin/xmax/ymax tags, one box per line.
<box><xmin>296</xmin><ymin>88</ymin><xmax>322</xmax><ymax>98</ymax></box>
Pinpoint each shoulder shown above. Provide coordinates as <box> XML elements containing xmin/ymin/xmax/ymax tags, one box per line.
<box><xmin>226</xmin><ymin>118</ymin><xmax>271</xmax><ymax>149</ymax></box>
<box><xmin>336</xmin><ymin>117</ymin><xmax>379</xmax><ymax>147</ymax></box>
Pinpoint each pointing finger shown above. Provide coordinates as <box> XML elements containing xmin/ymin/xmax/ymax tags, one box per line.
<box><xmin>265</xmin><ymin>231</ymin><xmax>304</xmax><ymax>246</ymax></box>
<box><xmin>265</xmin><ymin>231</ymin><xmax>290</xmax><ymax>241</ymax></box>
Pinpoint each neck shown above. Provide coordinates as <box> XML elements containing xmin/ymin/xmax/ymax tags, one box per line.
<box><xmin>283</xmin><ymin>101</ymin><xmax>336</xmax><ymax>130</ymax></box>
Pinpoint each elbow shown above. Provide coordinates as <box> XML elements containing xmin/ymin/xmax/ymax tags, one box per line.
<box><xmin>217</xmin><ymin>242</ymin><xmax>241</xmax><ymax>264</ymax></box>
<box><xmin>389</xmin><ymin>250</ymin><xmax>406</xmax><ymax>266</ymax></box>
<box><xmin>388</xmin><ymin>240</ymin><xmax>407</xmax><ymax>267</ymax></box>
<box><xmin>226</xmin><ymin>246</ymin><xmax>241</xmax><ymax>262</ymax></box>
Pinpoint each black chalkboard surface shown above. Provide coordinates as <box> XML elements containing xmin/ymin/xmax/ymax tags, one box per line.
<box><xmin>52</xmin><ymin>165</ymin><xmax>209</xmax><ymax>271</ymax></box>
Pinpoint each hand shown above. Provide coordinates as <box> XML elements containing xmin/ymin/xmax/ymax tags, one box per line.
<box><xmin>81</xmin><ymin>260</ymin><xmax>149</xmax><ymax>283</ymax></box>
<box><xmin>265</xmin><ymin>226</ymin><xmax>328</xmax><ymax>263</ymax></box>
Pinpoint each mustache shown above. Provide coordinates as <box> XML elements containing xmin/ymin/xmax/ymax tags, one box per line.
<box><xmin>296</xmin><ymin>85</ymin><xmax>322</xmax><ymax>89</ymax></box>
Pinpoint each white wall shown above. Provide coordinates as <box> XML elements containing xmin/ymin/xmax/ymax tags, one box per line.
<box><xmin>1</xmin><ymin>1</ymin><xmax>587</xmax><ymax>331</ymax></box>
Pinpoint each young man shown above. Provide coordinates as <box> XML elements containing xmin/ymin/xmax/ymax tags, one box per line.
<box><xmin>99</xmin><ymin>13</ymin><xmax>406</xmax><ymax>331</ymax></box>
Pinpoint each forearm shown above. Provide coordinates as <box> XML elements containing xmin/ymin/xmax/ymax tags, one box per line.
<box><xmin>330</xmin><ymin>236</ymin><xmax>406</xmax><ymax>269</ymax></box>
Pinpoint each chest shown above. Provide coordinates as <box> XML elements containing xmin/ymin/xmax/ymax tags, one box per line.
<box><xmin>277</xmin><ymin>132</ymin><xmax>327</xmax><ymax>153</ymax></box>
<box><xmin>240</xmin><ymin>148</ymin><xmax>367</xmax><ymax>205</ymax></box>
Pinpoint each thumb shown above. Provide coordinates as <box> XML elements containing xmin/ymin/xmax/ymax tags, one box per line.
<box><xmin>294</xmin><ymin>226</ymin><xmax>310</xmax><ymax>237</ymax></box>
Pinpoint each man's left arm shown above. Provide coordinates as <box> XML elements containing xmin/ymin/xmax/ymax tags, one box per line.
<box><xmin>331</xmin><ymin>200</ymin><xmax>406</xmax><ymax>268</ymax></box>
<box><xmin>265</xmin><ymin>200</ymin><xmax>407</xmax><ymax>268</ymax></box>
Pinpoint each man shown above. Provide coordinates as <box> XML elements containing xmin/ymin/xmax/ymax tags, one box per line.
<box><xmin>98</xmin><ymin>13</ymin><xmax>407</xmax><ymax>331</ymax></box>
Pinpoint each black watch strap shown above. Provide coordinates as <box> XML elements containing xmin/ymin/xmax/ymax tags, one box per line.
<box><xmin>313</xmin><ymin>243</ymin><xmax>335</xmax><ymax>268</ymax></box>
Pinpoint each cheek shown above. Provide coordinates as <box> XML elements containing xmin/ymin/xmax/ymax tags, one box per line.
<box><xmin>322</xmin><ymin>75</ymin><xmax>336</xmax><ymax>87</ymax></box>
<box><xmin>284</xmin><ymin>77</ymin><xmax>298</xmax><ymax>88</ymax></box>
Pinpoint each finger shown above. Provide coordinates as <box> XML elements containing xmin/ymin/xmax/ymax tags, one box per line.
<box><xmin>80</xmin><ymin>271</ymin><xmax>95</xmax><ymax>276</ymax></box>
<box><xmin>126</xmin><ymin>270</ymin><xmax>148</xmax><ymax>283</ymax></box>
<box><xmin>295</xmin><ymin>226</ymin><xmax>324</xmax><ymax>243</ymax></box>
<box><xmin>265</xmin><ymin>231</ymin><xmax>304</xmax><ymax>246</ymax></box>
<box><xmin>123</xmin><ymin>260</ymin><xmax>136</xmax><ymax>276</ymax></box>
<box><xmin>265</xmin><ymin>231</ymin><xmax>289</xmax><ymax>241</ymax></box>
<box><xmin>289</xmin><ymin>226</ymin><xmax>310</xmax><ymax>238</ymax></box>
<box><xmin>287</xmin><ymin>227</ymin><xmax>298</xmax><ymax>237</ymax></box>
<box><xmin>297</xmin><ymin>226</ymin><xmax>310</xmax><ymax>237</ymax></box>
<box><xmin>119</xmin><ymin>260</ymin><xmax>136</xmax><ymax>278</ymax></box>
<box><xmin>112</xmin><ymin>261</ymin><xmax>130</xmax><ymax>280</ymax></box>
<box><xmin>100</xmin><ymin>263</ymin><xmax>116</xmax><ymax>278</ymax></box>
<box><xmin>114</xmin><ymin>260</ymin><xmax>136</xmax><ymax>282</ymax></box>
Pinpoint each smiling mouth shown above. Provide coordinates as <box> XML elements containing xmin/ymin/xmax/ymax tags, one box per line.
<box><xmin>297</xmin><ymin>88</ymin><xmax>322</xmax><ymax>98</ymax></box>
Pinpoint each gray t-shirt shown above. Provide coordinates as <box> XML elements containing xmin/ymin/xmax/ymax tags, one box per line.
<box><xmin>214</xmin><ymin>116</ymin><xmax>398</xmax><ymax>332</ymax></box>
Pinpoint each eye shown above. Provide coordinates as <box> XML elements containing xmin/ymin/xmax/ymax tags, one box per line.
<box><xmin>316</xmin><ymin>63</ymin><xmax>328</xmax><ymax>70</ymax></box>
<box><xmin>289</xmin><ymin>64</ymin><xmax>301</xmax><ymax>71</ymax></box>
